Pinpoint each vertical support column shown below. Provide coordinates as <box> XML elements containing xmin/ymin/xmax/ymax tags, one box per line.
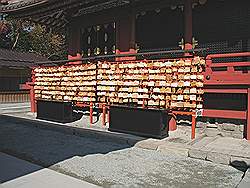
<box><xmin>115</xmin><ymin>1</ymin><xmax>136</xmax><ymax>61</ymax></box>
<box><xmin>68</xmin><ymin>53</ymin><xmax>82</xmax><ymax>65</ymax></box>
<box><xmin>205</xmin><ymin>57</ymin><xmax>213</xmax><ymax>74</ymax></box>
<box><xmin>30</xmin><ymin>86</ymin><xmax>36</xmax><ymax>113</ymax></box>
<box><xmin>247</xmin><ymin>88</ymin><xmax>250</xmax><ymax>140</ymax></box>
<box><xmin>169</xmin><ymin>114</ymin><xmax>177</xmax><ymax>131</ymax></box>
<box><xmin>184</xmin><ymin>0</ymin><xmax>193</xmax><ymax>51</ymax></box>
<box><xmin>90</xmin><ymin>102</ymin><xmax>93</xmax><ymax>126</ymax></box>
<box><xmin>129</xmin><ymin>1</ymin><xmax>136</xmax><ymax>51</ymax></box>
<box><xmin>107</xmin><ymin>102</ymin><xmax>110</xmax><ymax>125</ymax></box>
<box><xmin>102</xmin><ymin>103</ymin><xmax>106</xmax><ymax>127</ymax></box>
<box><xmin>68</xmin><ymin>21</ymin><xmax>81</xmax><ymax>56</ymax></box>
<box><xmin>30</xmin><ymin>70</ymin><xmax>36</xmax><ymax>113</ymax></box>
<box><xmin>191</xmin><ymin>113</ymin><xmax>196</xmax><ymax>139</ymax></box>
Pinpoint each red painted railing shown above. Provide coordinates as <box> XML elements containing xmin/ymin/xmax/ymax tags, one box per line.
<box><xmin>203</xmin><ymin>52</ymin><xmax>250</xmax><ymax>140</ymax></box>
<box><xmin>204</xmin><ymin>52</ymin><xmax>250</xmax><ymax>85</ymax></box>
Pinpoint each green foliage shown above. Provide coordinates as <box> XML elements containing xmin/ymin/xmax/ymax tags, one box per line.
<box><xmin>0</xmin><ymin>20</ymin><xmax>12</xmax><ymax>48</ymax></box>
<box><xmin>0</xmin><ymin>19</ymin><xmax>67</xmax><ymax>59</ymax></box>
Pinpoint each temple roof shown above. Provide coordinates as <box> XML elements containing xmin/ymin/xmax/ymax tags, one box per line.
<box><xmin>0</xmin><ymin>0</ymin><xmax>190</xmax><ymax>31</ymax></box>
<box><xmin>0</xmin><ymin>0</ymin><xmax>47</xmax><ymax>12</ymax></box>
<box><xmin>1</xmin><ymin>0</ymin><xmax>190</xmax><ymax>14</ymax></box>
<box><xmin>0</xmin><ymin>48</ymin><xmax>48</xmax><ymax>67</ymax></box>
<box><xmin>0</xmin><ymin>0</ymin><xmax>130</xmax><ymax>31</ymax></box>
<box><xmin>0</xmin><ymin>0</ymin><xmax>115</xmax><ymax>13</ymax></box>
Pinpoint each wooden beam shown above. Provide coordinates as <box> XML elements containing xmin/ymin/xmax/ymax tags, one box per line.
<box><xmin>202</xmin><ymin>109</ymin><xmax>247</xmax><ymax>120</ymax></box>
<box><xmin>204</xmin><ymin>88</ymin><xmax>248</xmax><ymax>94</ymax></box>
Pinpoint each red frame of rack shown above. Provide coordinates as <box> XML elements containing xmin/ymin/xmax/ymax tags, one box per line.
<box><xmin>203</xmin><ymin>52</ymin><xmax>250</xmax><ymax>140</ymax></box>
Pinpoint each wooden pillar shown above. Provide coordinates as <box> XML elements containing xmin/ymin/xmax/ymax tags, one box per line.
<box><xmin>129</xmin><ymin>4</ymin><xmax>136</xmax><ymax>51</ymax></box>
<box><xmin>191</xmin><ymin>114</ymin><xmax>196</xmax><ymax>139</ymax></box>
<box><xmin>169</xmin><ymin>114</ymin><xmax>177</xmax><ymax>131</ymax></box>
<box><xmin>116</xmin><ymin>3</ymin><xmax>136</xmax><ymax>59</ymax></box>
<box><xmin>184</xmin><ymin>0</ymin><xmax>193</xmax><ymax>50</ymax></box>
<box><xmin>247</xmin><ymin>88</ymin><xmax>250</xmax><ymax>140</ymax></box>
<box><xmin>30</xmin><ymin>70</ymin><xmax>36</xmax><ymax>113</ymax></box>
<box><xmin>68</xmin><ymin>21</ymin><xmax>81</xmax><ymax>56</ymax></box>
<box><xmin>90</xmin><ymin>102</ymin><xmax>93</xmax><ymax>125</ymax></box>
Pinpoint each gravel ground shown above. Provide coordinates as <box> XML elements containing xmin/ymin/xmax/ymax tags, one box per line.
<box><xmin>0</xmin><ymin>117</ymin><xmax>244</xmax><ymax>188</ymax></box>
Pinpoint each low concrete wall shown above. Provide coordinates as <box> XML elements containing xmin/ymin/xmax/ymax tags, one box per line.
<box><xmin>0</xmin><ymin>91</ymin><xmax>30</xmax><ymax>103</ymax></box>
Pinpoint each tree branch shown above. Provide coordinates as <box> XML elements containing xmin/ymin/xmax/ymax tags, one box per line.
<box><xmin>12</xmin><ymin>32</ymin><xmax>20</xmax><ymax>49</ymax></box>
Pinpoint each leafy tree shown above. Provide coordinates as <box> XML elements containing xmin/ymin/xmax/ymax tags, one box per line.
<box><xmin>0</xmin><ymin>18</ymin><xmax>67</xmax><ymax>59</ymax></box>
<box><xmin>0</xmin><ymin>20</ymin><xmax>12</xmax><ymax>48</ymax></box>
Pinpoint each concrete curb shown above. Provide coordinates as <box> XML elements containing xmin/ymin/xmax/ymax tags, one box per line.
<box><xmin>0</xmin><ymin>115</ymin><xmax>145</xmax><ymax>146</ymax></box>
<box><xmin>238</xmin><ymin>168</ymin><xmax>250</xmax><ymax>188</ymax></box>
<box><xmin>188</xmin><ymin>148</ymin><xmax>250</xmax><ymax>168</ymax></box>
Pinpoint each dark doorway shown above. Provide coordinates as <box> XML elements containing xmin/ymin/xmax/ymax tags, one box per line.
<box><xmin>81</xmin><ymin>22</ymin><xmax>116</xmax><ymax>57</ymax></box>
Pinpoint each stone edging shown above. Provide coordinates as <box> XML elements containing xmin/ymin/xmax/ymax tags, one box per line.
<box><xmin>0</xmin><ymin>114</ymin><xmax>144</xmax><ymax>146</ymax></box>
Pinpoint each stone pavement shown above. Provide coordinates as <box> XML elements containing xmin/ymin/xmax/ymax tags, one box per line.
<box><xmin>1</xmin><ymin>110</ymin><xmax>250</xmax><ymax>168</ymax></box>
<box><xmin>1</xmin><ymin>111</ymin><xmax>250</xmax><ymax>168</ymax></box>
<box><xmin>0</xmin><ymin>152</ymin><xmax>100</xmax><ymax>188</ymax></box>
<box><xmin>189</xmin><ymin>136</ymin><xmax>250</xmax><ymax>166</ymax></box>
<box><xmin>238</xmin><ymin>168</ymin><xmax>250</xmax><ymax>188</ymax></box>
<box><xmin>135</xmin><ymin>135</ymin><xmax>250</xmax><ymax>168</ymax></box>
<box><xmin>135</xmin><ymin>135</ymin><xmax>250</xmax><ymax>188</ymax></box>
<box><xmin>0</xmin><ymin>103</ymin><xmax>30</xmax><ymax>114</ymax></box>
<box><xmin>0</xmin><ymin>119</ymin><xmax>244</xmax><ymax>187</ymax></box>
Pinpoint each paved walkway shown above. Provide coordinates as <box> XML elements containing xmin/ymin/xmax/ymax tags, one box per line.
<box><xmin>1</xmin><ymin>109</ymin><xmax>250</xmax><ymax>186</ymax></box>
<box><xmin>1</xmin><ymin>111</ymin><xmax>250</xmax><ymax>167</ymax></box>
<box><xmin>135</xmin><ymin>135</ymin><xmax>250</xmax><ymax>167</ymax></box>
<box><xmin>189</xmin><ymin>136</ymin><xmax>250</xmax><ymax>166</ymax></box>
<box><xmin>0</xmin><ymin>152</ymin><xmax>99</xmax><ymax>188</ymax></box>
<box><xmin>0</xmin><ymin>103</ymin><xmax>30</xmax><ymax>114</ymax></box>
<box><xmin>0</xmin><ymin>119</ymin><xmax>244</xmax><ymax>187</ymax></box>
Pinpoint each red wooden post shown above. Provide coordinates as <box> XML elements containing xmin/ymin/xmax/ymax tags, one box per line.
<box><xmin>205</xmin><ymin>57</ymin><xmax>213</xmax><ymax>76</ymax></box>
<box><xmin>169</xmin><ymin>114</ymin><xmax>177</xmax><ymax>131</ymax></box>
<box><xmin>142</xmin><ymin>99</ymin><xmax>146</xmax><ymax>108</ymax></box>
<box><xmin>107</xmin><ymin>102</ymin><xmax>110</xmax><ymax>124</ymax></box>
<box><xmin>115</xmin><ymin>49</ymin><xmax>136</xmax><ymax>61</ymax></box>
<box><xmin>102</xmin><ymin>103</ymin><xmax>106</xmax><ymax>127</ymax></box>
<box><xmin>90</xmin><ymin>102</ymin><xmax>93</xmax><ymax>125</ymax></box>
<box><xmin>30</xmin><ymin>70</ymin><xmax>37</xmax><ymax>113</ymax></box>
<box><xmin>30</xmin><ymin>85</ymin><xmax>36</xmax><ymax>112</ymax></box>
<box><xmin>247</xmin><ymin>88</ymin><xmax>250</xmax><ymax>140</ymax></box>
<box><xmin>68</xmin><ymin>53</ymin><xmax>82</xmax><ymax>65</ymax></box>
<box><xmin>191</xmin><ymin>114</ymin><xmax>196</xmax><ymax>139</ymax></box>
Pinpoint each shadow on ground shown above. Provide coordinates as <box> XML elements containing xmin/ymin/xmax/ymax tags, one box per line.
<box><xmin>230</xmin><ymin>160</ymin><xmax>249</xmax><ymax>173</ymax></box>
<box><xmin>0</xmin><ymin>153</ymin><xmax>43</xmax><ymax>183</ymax></box>
<box><xmin>0</xmin><ymin>115</ymin><xmax>144</xmax><ymax>184</ymax></box>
